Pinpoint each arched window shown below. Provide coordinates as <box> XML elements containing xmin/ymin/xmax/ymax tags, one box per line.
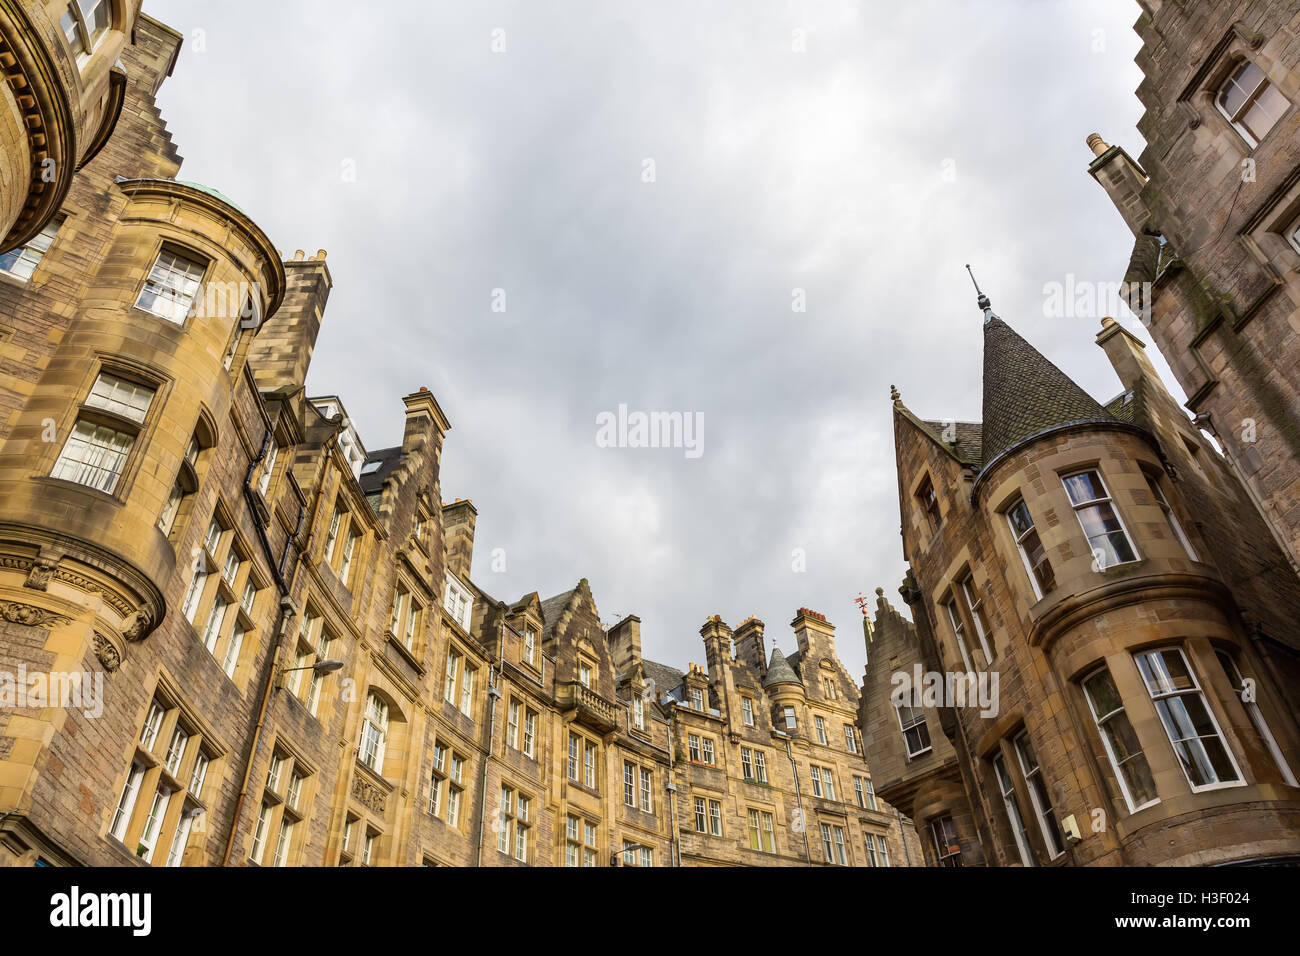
<box><xmin>359</xmin><ymin>693</ymin><xmax>389</xmax><ymax>772</ymax></box>
<box><xmin>1216</xmin><ymin>60</ymin><xmax>1290</xmax><ymax>147</ymax></box>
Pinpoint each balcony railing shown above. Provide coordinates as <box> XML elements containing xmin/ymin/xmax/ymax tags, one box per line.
<box><xmin>557</xmin><ymin>681</ymin><xmax>618</xmax><ymax>733</ymax></box>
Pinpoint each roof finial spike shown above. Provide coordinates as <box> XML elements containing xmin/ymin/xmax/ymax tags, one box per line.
<box><xmin>966</xmin><ymin>264</ymin><xmax>1000</xmax><ymax>326</ymax></box>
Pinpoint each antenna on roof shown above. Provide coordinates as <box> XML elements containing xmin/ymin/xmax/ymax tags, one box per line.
<box><xmin>966</xmin><ymin>264</ymin><xmax>1000</xmax><ymax>326</ymax></box>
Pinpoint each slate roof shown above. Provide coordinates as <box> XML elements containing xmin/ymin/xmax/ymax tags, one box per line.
<box><xmin>979</xmin><ymin>317</ymin><xmax>1117</xmax><ymax>470</ymax></box>
<box><xmin>1105</xmin><ymin>378</ymin><xmax>1151</xmax><ymax>430</ymax></box>
<box><xmin>642</xmin><ymin>659</ymin><xmax>685</xmax><ymax>700</ymax></box>
<box><xmin>358</xmin><ymin>446</ymin><xmax>403</xmax><ymax>495</ymax></box>
<box><xmin>540</xmin><ymin>589</ymin><xmax>578</xmax><ymax>641</ymax></box>
<box><xmin>763</xmin><ymin>647</ymin><xmax>800</xmax><ymax>687</ymax></box>
<box><xmin>920</xmin><ymin>419</ymin><xmax>984</xmax><ymax>467</ymax></box>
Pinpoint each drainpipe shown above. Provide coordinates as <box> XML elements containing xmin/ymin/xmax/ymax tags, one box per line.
<box><xmin>475</xmin><ymin>661</ymin><xmax>502</xmax><ymax>867</ymax></box>
<box><xmin>221</xmin><ymin>420</ymin><xmax>305</xmax><ymax>865</ymax></box>
<box><xmin>895</xmin><ymin>804</ymin><xmax>913</xmax><ymax>867</ymax></box>
<box><xmin>221</xmin><ymin>591</ymin><xmax>297</xmax><ymax>865</ymax></box>
<box><xmin>665</xmin><ymin>704</ymin><xmax>682</xmax><ymax>867</ymax></box>
<box><xmin>773</xmin><ymin>729</ymin><xmax>811</xmax><ymax>865</ymax></box>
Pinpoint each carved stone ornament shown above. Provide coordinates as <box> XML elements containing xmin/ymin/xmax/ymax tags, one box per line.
<box><xmin>23</xmin><ymin>556</ymin><xmax>58</xmax><ymax>592</ymax></box>
<box><xmin>0</xmin><ymin>601</ymin><xmax>72</xmax><ymax>628</ymax></box>
<box><xmin>121</xmin><ymin>606</ymin><xmax>153</xmax><ymax>642</ymax></box>
<box><xmin>351</xmin><ymin>775</ymin><xmax>388</xmax><ymax>814</ymax></box>
<box><xmin>93</xmin><ymin>633</ymin><xmax>122</xmax><ymax>672</ymax></box>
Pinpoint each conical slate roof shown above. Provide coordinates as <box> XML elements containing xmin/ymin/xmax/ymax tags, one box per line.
<box><xmin>763</xmin><ymin>647</ymin><xmax>800</xmax><ymax>687</ymax></box>
<box><xmin>979</xmin><ymin>316</ymin><xmax>1116</xmax><ymax>469</ymax></box>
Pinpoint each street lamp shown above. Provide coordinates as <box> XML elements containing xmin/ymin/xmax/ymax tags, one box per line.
<box><xmin>277</xmin><ymin>658</ymin><xmax>343</xmax><ymax>689</ymax></box>
<box><xmin>611</xmin><ymin>841</ymin><xmax>656</xmax><ymax>867</ymax></box>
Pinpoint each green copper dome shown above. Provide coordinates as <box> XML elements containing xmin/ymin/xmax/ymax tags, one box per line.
<box><xmin>175</xmin><ymin>180</ymin><xmax>248</xmax><ymax>216</ymax></box>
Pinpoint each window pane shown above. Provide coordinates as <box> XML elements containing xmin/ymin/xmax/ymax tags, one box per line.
<box><xmin>51</xmin><ymin>420</ymin><xmax>134</xmax><ymax>492</ymax></box>
<box><xmin>1008</xmin><ymin>500</ymin><xmax>1034</xmax><ymax>537</ymax></box>
<box><xmin>1063</xmin><ymin>471</ymin><xmax>1106</xmax><ymax>505</ymax></box>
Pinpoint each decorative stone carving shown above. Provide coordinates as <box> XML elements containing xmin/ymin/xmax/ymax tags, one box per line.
<box><xmin>0</xmin><ymin>601</ymin><xmax>72</xmax><ymax>628</ymax></box>
<box><xmin>121</xmin><ymin>606</ymin><xmax>153</xmax><ymax>642</ymax></box>
<box><xmin>51</xmin><ymin>569</ymin><xmax>133</xmax><ymax>618</ymax></box>
<box><xmin>351</xmin><ymin>775</ymin><xmax>388</xmax><ymax>814</ymax></box>
<box><xmin>23</xmin><ymin>555</ymin><xmax>59</xmax><ymax>591</ymax></box>
<box><xmin>93</xmin><ymin>633</ymin><xmax>122</xmax><ymax>672</ymax></box>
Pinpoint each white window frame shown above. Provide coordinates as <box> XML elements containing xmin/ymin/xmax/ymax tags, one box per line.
<box><xmin>51</xmin><ymin>419</ymin><xmax>136</xmax><ymax>494</ymax></box>
<box><xmin>523</xmin><ymin>709</ymin><xmax>536</xmax><ymax>758</ymax></box>
<box><xmin>1287</xmin><ymin>214</ymin><xmax>1300</xmax><ymax>257</ymax></box>
<box><xmin>1006</xmin><ymin>498</ymin><xmax>1054</xmax><ymax>600</ymax></box>
<box><xmin>944</xmin><ymin>599</ymin><xmax>975</xmax><ymax>673</ymax></box>
<box><xmin>1217</xmin><ymin>650</ymin><xmax>1297</xmax><ymax>787</ymax></box>
<box><xmin>1135</xmin><ymin>647</ymin><xmax>1244</xmax><ymax>793</ymax></box>
<box><xmin>1146</xmin><ymin>473</ymin><xmax>1198</xmax><ymax>561</ymax></box>
<box><xmin>1215</xmin><ymin>58</ymin><xmax>1291</xmax><ymax>148</ymax></box>
<box><xmin>1014</xmin><ymin>731</ymin><xmax>1064</xmax><ymax>860</ymax></box>
<box><xmin>1081</xmin><ymin>665</ymin><xmax>1160</xmax><ymax>814</ymax></box>
<box><xmin>443</xmin><ymin>573</ymin><xmax>473</xmax><ymax>631</ymax></box>
<box><xmin>894</xmin><ymin>700</ymin><xmax>931</xmax><ymax>758</ymax></box>
<box><xmin>135</xmin><ymin>248</ymin><xmax>206</xmax><ymax>323</ymax></box>
<box><xmin>109</xmin><ymin>762</ymin><xmax>145</xmax><ymax>841</ymax></box>
<box><xmin>992</xmin><ymin>752</ymin><xmax>1034</xmax><ymax>866</ymax></box>
<box><xmin>959</xmin><ymin>575</ymin><xmax>993</xmax><ymax>661</ymax></box>
<box><xmin>60</xmin><ymin>0</ymin><xmax>111</xmax><ymax>61</ymax></box>
<box><xmin>359</xmin><ymin>693</ymin><xmax>389</xmax><ymax>773</ymax></box>
<box><xmin>0</xmin><ymin>218</ymin><xmax>60</xmax><ymax>281</ymax></box>
<box><xmin>1062</xmin><ymin>469</ymin><xmax>1139</xmax><ymax>570</ymax></box>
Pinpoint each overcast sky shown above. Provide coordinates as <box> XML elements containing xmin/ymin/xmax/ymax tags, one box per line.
<box><xmin>149</xmin><ymin>0</ymin><xmax>1171</xmax><ymax>682</ymax></box>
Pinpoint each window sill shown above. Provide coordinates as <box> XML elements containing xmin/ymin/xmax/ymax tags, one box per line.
<box><xmin>386</xmin><ymin>634</ymin><xmax>425</xmax><ymax>673</ymax></box>
<box><xmin>130</xmin><ymin>303</ymin><xmax>189</xmax><ymax>329</ymax></box>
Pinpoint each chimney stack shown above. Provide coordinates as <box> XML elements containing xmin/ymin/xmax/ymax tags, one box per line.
<box><xmin>245</xmin><ymin>255</ymin><xmax>332</xmax><ymax>391</ymax></box>
<box><xmin>442</xmin><ymin>499</ymin><xmax>476</xmax><ymax>580</ymax></box>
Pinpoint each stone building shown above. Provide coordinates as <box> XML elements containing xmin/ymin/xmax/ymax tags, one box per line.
<box><xmin>864</xmin><ymin>284</ymin><xmax>1300</xmax><ymax>866</ymax></box>
<box><xmin>1</xmin><ymin>0</ymin><xmax>140</xmax><ymax>256</ymax></box>
<box><xmin>1088</xmin><ymin>0</ymin><xmax>1300</xmax><ymax>572</ymax></box>
<box><xmin>0</xmin><ymin>9</ymin><xmax>917</xmax><ymax>868</ymax></box>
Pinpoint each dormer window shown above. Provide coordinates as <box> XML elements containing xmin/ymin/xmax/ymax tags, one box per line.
<box><xmin>444</xmin><ymin>574</ymin><xmax>473</xmax><ymax>631</ymax></box>
<box><xmin>917</xmin><ymin>475</ymin><xmax>942</xmax><ymax>535</ymax></box>
<box><xmin>522</xmin><ymin>627</ymin><xmax>537</xmax><ymax>666</ymax></box>
<box><xmin>1216</xmin><ymin>60</ymin><xmax>1290</xmax><ymax>148</ymax></box>
<box><xmin>689</xmin><ymin>687</ymin><xmax>704</xmax><ymax>712</ymax></box>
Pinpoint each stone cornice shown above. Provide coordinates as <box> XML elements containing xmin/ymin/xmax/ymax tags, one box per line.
<box><xmin>1027</xmin><ymin>570</ymin><xmax>1234</xmax><ymax>654</ymax></box>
